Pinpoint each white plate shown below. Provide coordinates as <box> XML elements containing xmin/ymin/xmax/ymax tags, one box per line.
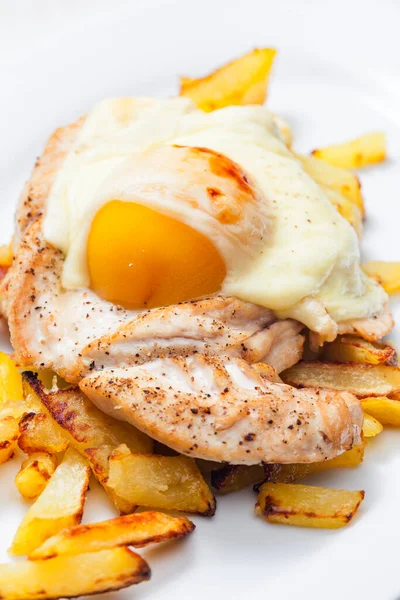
<box><xmin>1</xmin><ymin>1</ymin><xmax>400</xmax><ymax>599</ymax></box>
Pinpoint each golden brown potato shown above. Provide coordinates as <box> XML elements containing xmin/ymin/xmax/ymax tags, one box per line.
<box><xmin>0</xmin><ymin>416</ymin><xmax>19</xmax><ymax>464</ymax></box>
<box><xmin>0</xmin><ymin>352</ymin><xmax>25</xmax><ymax>419</ymax></box>
<box><xmin>15</xmin><ymin>452</ymin><xmax>57</xmax><ymax>500</ymax></box>
<box><xmin>18</xmin><ymin>411</ymin><xmax>69</xmax><ymax>456</ymax></box>
<box><xmin>22</xmin><ymin>373</ymin><xmax>153</xmax><ymax>514</ymax></box>
<box><xmin>297</xmin><ymin>153</ymin><xmax>364</xmax><ymax>214</ymax></box>
<box><xmin>180</xmin><ymin>48</ymin><xmax>276</xmax><ymax>111</ymax></box>
<box><xmin>282</xmin><ymin>361</ymin><xmax>400</xmax><ymax>398</ymax></box>
<box><xmin>262</xmin><ymin>443</ymin><xmax>365</xmax><ymax>485</ymax></box>
<box><xmin>10</xmin><ymin>448</ymin><xmax>90</xmax><ymax>555</ymax></box>
<box><xmin>256</xmin><ymin>483</ymin><xmax>364</xmax><ymax>528</ymax></box>
<box><xmin>0</xmin><ymin>243</ymin><xmax>13</xmax><ymax>267</ymax></box>
<box><xmin>362</xmin><ymin>413</ymin><xmax>383</xmax><ymax>438</ymax></box>
<box><xmin>362</xmin><ymin>261</ymin><xmax>400</xmax><ymax>294</ymax></box>
<box><xmin>23</xmin><ymin>374</ymin><xmax>152</xmax><ymax>458</ymax></box>
<box><xmin>322</xmin><ymin>335</ymin><xmax>397</xmax><ymax>366</ymax></box>
<box><xmin>108</xmin><ymin>445</ymin><xmax>216</xmax><ymax>516</ymax></box>
<box><xmin>30</xmin><ymin>511</ymin><xmax>195</xmax><ymax>560</ymax></box>
<box><xmin>322</xmin><ymin>186</ymin><xmax>363</xmax><ymax>238</ymax></box>
<box><xmin>362</xmin><ymin>397</ymin><xmax>400</xmax><ymax>427</ymax></box>
<box><xmin>312</xmin><ymin>132</ymin><xmax>386</xmax><ymax>169</ymax></box>
<box><xmin>0</xmin><ymin>548</ymin><xmax>150</xmax><ymax>599</ymax></box>
<box><xmin>179</xmin><ymin>76</ymin><xmax>195</xmax><ymax>90</ymax></box>
<box><xmin>211</xmin><ymin>465</ymin><xmax>265</xmax><ymax>494</ymax></box>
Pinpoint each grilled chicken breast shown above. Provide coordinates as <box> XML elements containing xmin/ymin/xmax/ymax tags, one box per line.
<box><xmin>80</xmin><ymin>355</ymin><xmax>362</xmax><ymax>464</ymax></box>
<box><xmin>0</xmin><ymin>115</ymin><xmax>387</xmax><ymax>464</ymax></box>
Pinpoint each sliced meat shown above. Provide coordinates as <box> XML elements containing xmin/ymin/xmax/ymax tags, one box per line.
<box><xmin>1</xmin><ymin>219</ymin><xmax>133</xmax><ymax>375</ymax></box>
<box><xmin>3</xmin><ymin>219</ymin><xmax>302</xmax><ymax>382</ymax></box>
<box><xmin>80</xmin><ymin>355</ymin><xmax>363</xmax><ymax>465</ymax></box>
<box><xmin>0</xmin><ymin>106</ymin><xmax>385</xmax><ymax>468</ymax></box>
<box><xmin>308</xmin><ymin>303</ymin><xmax>394</xmax><ymax>349</ymax></box>
<box><xmin>260</xmin><ymin>320</ymin><xmax>304</xmax><ymax>372</ymax></box>
<box><xmin>338</xmin><ymin>305</ymin><xmax>394</xmax><ymax>341</ymax></box>
<box><xmin>76</xmin><ymin>298</ymin><xmax>303</xmax><ymax>376</ymax></box>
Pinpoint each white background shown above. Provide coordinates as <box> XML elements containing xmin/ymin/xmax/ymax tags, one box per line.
<box><xmin>1</xmin><ymin>1</ymin><xmax>400</xmax><ymax>599</ymax></box>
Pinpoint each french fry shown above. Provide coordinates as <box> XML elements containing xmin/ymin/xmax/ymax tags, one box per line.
<box><xmin>18</xmin><ymin>378</ymin><xmax>71</xmax><ymax>456</ymax></box>
<box><xmin>211</xmin><ymin>465</ymin><xmax>265</xmax><ymax>494</ymax></box>
<box><xmin>298</xmin><ymin>153</ymin><xmax>364</xmax><ymax>214</ymax></box>
<box><xmin>15</xmin><ymin>453</ymin><xmax>57</xmax><ymax>500</ymax></box>
<box><xmin>362</xmin><ymin>261</ymin><xmax>400</xmax><ymax>294</ymax></box>
<box><xmin>0</xmin><ymin>548</ymin><xmax>150</xmax><ymax>599</ymax></box>
<box><xmin>108</xmin><ymin>445</ymin><xmax>216</xmax><ymax>516</ymax></box>
<box><xmin>0</xmin><ymin>352</ymin><xmax>24</xmax><ymax>417</ymax></box>
<box><xmin>322</xmin><ymin>335</ymin><xmax>397</xmax><ymax>365</ymax></box>
<box><xmin>0</xmin><ymin>416</ymin><xmax>19</xmax><ymax>463</ymax></box>
<box><xmin>282</xmin><ymin>361</ymin><xmax>400</xmax><ymax>398</ymax></box>
<box><xmin>22</xmin><ymin>373</ymin><xmax>153</xmax><ymax>514</ymax></box>
<box><xmin>362</xmin><ymin>413</ymin><xmax>383</xmax><ymax>438</ymax></box>
<box><xmin>24</xmin><ymin>374</ymin><xmax>152</xmax><ymax>457</ymax></box>
<box><xmin>0</xmin><ymin>243</ymin><xmax>13</xmax><ymax>267</ymax></box>
<box><xmin>30</xmin><ymin>511</ymin><xmax>195</xmax><ymax>560</ymax></box>
<box><xmin>18</xmin><ymin>411</ymin><xmax>69</xmax><ymax>456</ymax></box>
<box><xmin>262</xmin><ymin>443</ymin><xmax>365</xmax><ymax>485</ymax></box>
<box><xmin>180</xmin><ymin>48</ymin><xmax>276</xmax><ymax>111</ymax></box>
<box><xmin>362</xmin><ymin>397</ymin><xmax>400</xmax><ymax>427</ymax></box>
<box><xmin>179</xmin><ymin>76</ymin><xmax>195</xmax><ymax>91</ymax></box>
<box><xmin>256</xmin><ymin>483</ymin><xmax>364</xmax><ymax>528</ymax></box>
<box><xmin>312</xmin><ymin>132</ymin><xmax>386</xmax><ymax>169</ymax></box>
<box><xmin>10</xmin><ymin>448</ymin><xmax>90</xmax><ymax>555</ymax></box>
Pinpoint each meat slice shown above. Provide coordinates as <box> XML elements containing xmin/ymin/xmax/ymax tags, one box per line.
<box><xmin>338</xmin><ymin>305</ymin><xmax>394</xmax><ymax>342</ymax></box>
<box><xmin>260</xmin><ymin>320</ymin><xmax>304</xmax><ymax>372</ymax></box>
<box><xmin>77</xmin><ymin>298</ymin><xmax>304</xmax><ymax>376</ymax></box>
<box><xmin>2</xmin><ymin>220</ymin><xmax>303</xmax><ymax>382</ymax></box>
<box><xmin>80</xmin><ymin>355</ymin><xmax>363</xmax><ymax>465</ymax></box>
<box><xmin>1</xmin><ymin>219</ymin><xmax>133</xmax><ymax>376</ymax></box>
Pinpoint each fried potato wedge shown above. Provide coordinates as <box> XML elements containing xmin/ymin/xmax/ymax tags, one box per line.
<box><xmin>362</xmin><ymin>261</ymin><xmax>400</xmax><ymax>294</ymax></box>
<box><xmin>18</xmin><ymin>411</ymin><xmax>69</xmax><ymax>456</ymax></box>
<box><xmin>108</xmin><ymin>445</ymin><xmax>216</xmax><ymax>516</ymax></box>
<box><xmin>180</xmin><ymin>48</ymin><xmax>276</xmax><ymax>111</ymax></box>
<box><xmin>211</xmin><ymin>465</ymin><xmax>265</xmax><ymax>494</ymax></box>
<box><xmin>0</xmin><ymin>352</ymin><xmax>24</xmax><ymax>418</ymax></box>
<box><xmin>262</xmin><ymin>443</ymin><xmax>365</xmax><ymax>485</ymax></box>
<box><xmin>312</xmin><ymin>132</ymin><xmax>386</xmax><ymax>169</ymax></box>
<box><xmin>22</xmin><ymin>373</ymin><xmax>153</xmax><ymax>513</ymax></box>
<box><xmin>298</xmin><ymin>153</ymin><xmax>364</xmax><ymax>214</ymax></box>
<box><xmin>362</xmin><ymin>397</ymin><xmax>400</xmax><ymax>426</ymax></box>
<box><xmin>322</xmin><ymin>335</ymin><xmax>397</xmax><ymax>365</ymax></box>
<box><xmin>10</xmin><ymin>448</ymin><xmax>90</xmax><ymax>555</ymax></box>
<box><xmin>179</xmin><ymin>76</ymin><xmax>195</xmax><ymax>90</ymax></box>
<box><xmin>15</xmin><ymin>452</ymin><xmax>57</xmax><ymax>500</ymax></box>
<box><xmin>0</xmin><ymin>243</ymin><xmax>13</xmax><ymax>267</ymax></box>
<box><xmin>322</xmin><ymin>186</ymin><xmax>363</xmax><ymax>237</ymax></box>
<box><xmin>30</xmin><ymin>511</ymin><xmax>195</xmax><ymax>560</ymax></box>
<box><xmin>0</xmin><ymin>416</ymin><xmax>19</xmax><ymax>464</ymax></box>
<box><xmin>362</xmin><ymin>413</ymin><xmax>383</xmax><ymax>437</ymax></box>
<box><xmin>256</xmin><ymin>483</ymin><xmax>364</xmax><ymax>529</ymax></box>
<box><xmin>23</xmin><ymin>374</ymin><xmax>152</xmax><ymax>458</ymax></box>
<box><xmin>0</xmin><ymin>548</ymin><xmax>150</xmax><ymax>599</ymax></box>
<box><xmin>282</xmin><ymin>361</ymin><xmax>400</xmax><ymax>398</ymax></box>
